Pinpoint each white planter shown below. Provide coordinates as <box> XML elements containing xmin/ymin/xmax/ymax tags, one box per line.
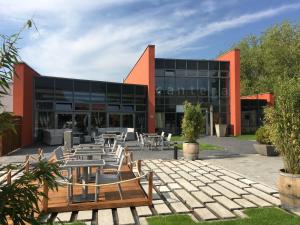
<box><xmin>215</xmin><ymin>124</ymin><xmax>227</xmax><ymax>137</ymax></box>
<box><xmin>183</xmin><ymin>142</ymin><xmax>199</xmax><ymax>160</ymax></box>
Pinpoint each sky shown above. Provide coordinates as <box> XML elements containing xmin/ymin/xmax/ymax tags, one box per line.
<box><xmin>1</xmin><ymin>0</ymin><xmax>300</xmax><ymax>82</ymax></box>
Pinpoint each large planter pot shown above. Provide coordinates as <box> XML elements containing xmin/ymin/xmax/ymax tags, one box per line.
<box><xmin>278</xmin><ymin>170</ymin><xmax>300</xmax><ymax>212</ymax></box>
<box><xmin>253</xmin><ymin>143</ymin><xmax>279</xmax><ymax>156</ymax></box>
<box><xmin>183</xmin><ymin>142</ymin><xmax>199</xmax><ymax>160</ymax></box>
<box><xmin>215</xmin><ymin>124</ymin><xmax>227</xmax><ymax>137</ymax></box>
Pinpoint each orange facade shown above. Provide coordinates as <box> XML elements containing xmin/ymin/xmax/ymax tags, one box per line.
<box><xmin>241</xmin><ymin>93</ymin><xmax>274</xmax><ymax>106</ymax></box>
<box><xmin>13</xmin><ymin>63</ymin><xmax>39</xmax><ymax>147</ymax></box>
<box><xmin>124</xmin><ymin>45</ymin><xmax>156</xmax><ymax>133</ymax></box>
<box><xmin>216</xmin><ymin>49</ymin><xmax>241</xmax><ymax>136</ymax></box>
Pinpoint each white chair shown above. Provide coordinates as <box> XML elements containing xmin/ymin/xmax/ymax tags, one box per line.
<box><xmin>102</xmin><ymin>146</ymin><xmax>124</xmax><ymax>164</ymax></box>
<box><xmin>136</xmin><ymin>132</ymin><xmax>140</xmax><ymax>146</ymax></box>
<box><xmin>123</xmin><ymin>132</ymin><xmax>128</xmax><ymax>143</ymax></box>
<box><xmin>163</xmin><ymin>133</ymin><xmax>173</xmax><ymax>148</ymax></box>
<box><xmin>139</xmin><ymin>134</ymin><xmax>150</xmax><ymax>150</ymax></box>
<box><xmin>161</xmin><ymin>131</ymin><xmax>165</xmax><ymax>138</ymax></box>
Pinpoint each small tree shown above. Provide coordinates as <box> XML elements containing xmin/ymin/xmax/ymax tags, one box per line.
<box><xmin>264</xmin><ymin>78</ymin><xmax>300</xmax><ymax>174</ymax></box>
<box><xmin>181</xmin><ymin>101</ymin><xmax>204</xmax><ymax>143</ymax></box>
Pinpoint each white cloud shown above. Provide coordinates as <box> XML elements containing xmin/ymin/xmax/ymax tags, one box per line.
<box><xmin>1</xmin><ymin>1</ymin><xmax>298</xmax><ymax>82</ymax></box>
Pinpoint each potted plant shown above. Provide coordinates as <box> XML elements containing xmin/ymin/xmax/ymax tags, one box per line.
<box><xmin>253</xmin><ymin>126</ymin><xmax>278</xmax><ymax>156</ymax></box>
<box><xmin>181</xmin><ymin>101</ymin><xmax>204</xmax><ymax>160</ymax></box>
<box><xmin>264</xmin><ymin>78</ymin><xmax>300</xmax><ymax>212</ymax></box>
<box><xmin>215</xmin><ymin>124</ymin><xmax>227</xmax><ymax>137</ymax></box>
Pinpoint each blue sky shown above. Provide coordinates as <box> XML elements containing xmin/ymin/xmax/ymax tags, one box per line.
<box><xmin>1</xmin><ymin>0</ymin><xmax>300</xmax><ymax>82</ymax></box>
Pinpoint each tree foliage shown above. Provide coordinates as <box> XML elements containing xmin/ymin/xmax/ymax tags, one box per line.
<box><xmin>231</xmin><ymin>21</ymin><xmax>300</xmax><ymax>95</ymax></box>
<box><xmin>181</xmin><ymin>101</ymin><xmax>204</xmax><ymax>143</ymax></box>
<box><xmin>264</xmin><ymin>78</ymin><xmax>300</xmax><ymax>174</ymax></box>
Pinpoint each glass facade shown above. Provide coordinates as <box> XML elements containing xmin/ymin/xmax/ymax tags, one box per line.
<box><xmin>34</xmin><ymin>77</ymin><xmax>147</xmax><ymax>141</ymax></box>
<box><xmin>155</xmin><ymin>58</ymin><xmax>230</xmax><ymax>134</ymax></box>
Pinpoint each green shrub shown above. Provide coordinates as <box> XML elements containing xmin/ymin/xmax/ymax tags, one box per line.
<box><xmin>264</xmin><ymin>78</ymin><xmax>300</xmax><ymax>174</ymax></box>
<box><xmin>181</xmin><ymin>101</ymin><xmax>204</xmax><ymax>143</ymax></box>
<box><xmin>255</xmin><ymin>126</ymin><xmax>271</xmax><ymax>144</ymax></box>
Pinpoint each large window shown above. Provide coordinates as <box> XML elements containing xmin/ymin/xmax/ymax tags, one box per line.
<box><xmin>55</xmin><ymin>79</ymin><xmax>73</xmax><ymax>101</ymax></box>
<box><xmin>74</xmin><ymin>80</ymin><xmax>90</xmax><ymax>102</ymax></box>
<box><xmin>122</xmin><ymin>114</ymin><xmax>133</xmax><ymax>128</ymax></box>
<box><xmin>74</xmin><ymin>114</ymin><xmax>89</xmax><ymax>134</ymax></box>
<box><xmin>57</xmin><ymin>113</ymin><xmax>72</xmax><ymax>129</ymax></box>
<box><xmin>35</xmin><ymin>77</ymin><xmax>54</xmax><ymax>100</ymax></box>
<box><xmin>107</xmin><ymin>83</ymin><xmax>121</xmax><ymax>103</ymax></box>
<box><xmin>91</xmin><ymin>112</ymin><xmax>106</xmax><ymax>129</ymax></box>
<box><xmin>109</xmin><ymin>114</ymin><xmax>121</xmax><ymax>127</ymax></box>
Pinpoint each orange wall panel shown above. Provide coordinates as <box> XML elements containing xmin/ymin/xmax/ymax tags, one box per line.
<box><xmin>124</xmin><ymin>45</ymin><xmax>155</xmax><ymax>132</ymax></box>
<box><xmin>241</xmin><ymin>93</ymin><xmax>274</xmax><ymax>106</ymax></box>
<box><xmin>13</xmin><ymin>63</ymin><xmax>39</xmax><ymax>147</ymax></box>
<box><xmin>216</xmin><ymin>49</ymin><xmax>241</xmax><ymax>136</ymax></box>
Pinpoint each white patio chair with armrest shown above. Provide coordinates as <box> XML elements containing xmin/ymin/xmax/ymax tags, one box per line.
<box><xmin>136</xmin><ymin>132</ymin><xmax>140</xmax><ymax>146</ymax></box>
<box><xmin>139</xmin><ymin>134</ymin><xmax>150</xmax><ymax>150</ymax></box>
<box><xmin>117</xmin><ymin>132</ymin><xmax>124</xmax><ymax>141</ymax></box>
<box><xmin>54</xmin><ymin>147</ymin><xmax>76</xmax><ymax>163</ymax></box>
<box><xmin>163</xmin><ymin>133</ymin><xmax>174</xmax><ymax>148</ymax></box>
<box><xmin>102</xmin><ymin>147</ymin><xmax>124</xmax><ymax>166</ymax></box>
<box><xmin>95</xmin><ymin>155</ymin><xmax>125</xmax><ymax>201</ymax></box>
<box><xmin>161</xmin><ymin>131</ymin><xmax>165</xmax><ymax>139</ymax></box>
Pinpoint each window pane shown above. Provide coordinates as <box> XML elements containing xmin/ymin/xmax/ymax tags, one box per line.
<box><xmin>164</xmin><ymin>59</ymin><xmax>175</xmax><ymax>69</ymax></box>
<box><xmin>198</xmin><ymin>78</ymin><xmax>209</xmax><ymax>96</ymax></box>
<box><xmin>122</xmin><ymin>114</ymin><xmax>133</xmax><ymax>127</ymax></box>
<box><xmin>220</xmin><ymin>78</ymin><xmax>229</xmax><ymax>96</ymax></box>
<box><xmin>176</xmin><ymin>60</ymin><xmax>186</xmax><ymax>69</ymax></box>
<box><xmin>74</xmin><ymin>114</ymin><xmax>89</xmax><ymax>134</ymax></box>
<box><xmin>220</xmin><ymin>61</ymin><xmax>229</xmax><ymax>70</ymax></box>
<box><xmin>122</xmin><ymin>105</ymin><xmax>134</xmax><ymax>112</ymax></box>
<box><xmin>91</xmin><ymin>112</ymin><xmax>106</xmax><ymax>130</ymax></box>
<box><xmin>187</xmin><ymin>60</ymin><xmax>197</xmax><ymax>70</ymax></box>
<box><xmin>109</xmin><ymin>114</ymin><xmax>121</xmax><ymax>127</ymax></box>
<box><xmin>74</xmin><ymin>80</ymin><xmax>90</xmax><ymax>102</ymax></box>
<box><xmin>176</xmin><ymin>78</ymin><xmax>197</xmax><ymax>96</ymax></box>
<box><xmin>37</xmin><ymin>111</ymin><xmax>54</xmax><ymax>129</ymax></box>
<box><xmin>155</xmin><ymin>69</ymin><xmax>164</xmax><ymax>76</ymax></box>
<box><xmin>155</xmin><ymin>77</ymin><xmax>164</xmax><ymax>96</ymax></box>
<box><xmin>108</xmin><ymin>105</ymin><xmax>120</xmax><ymax>111</ymax></box>
<box><xmin>75</xmin><ymin>103</ymin><xmax>89</xmax><ymax>110</ymax></box>
<box><xmin>155</xmin><ymin>58</ymin><xmax>164</xmax><ymax>69</ymax></box>
<box><xmin>209</xmin><ymin>61</ymin><xmax>219</xmax><ymax>70</ymax></box>
<box><xmin>187</xmin><ymin>70</ymin><xmax>197</xmax><ymax>76</ymax></box>
<box><xmin>55</xmin><ymin>79</ymin><xmax>73</xmax><ymax>101</ymax></box>
<box><xmin>155</xmin><ymin>113</ymin><xmax>165</xmax><ymax>129</ymax></box>
<box><xmin>35</xmin><ymin>77</ymin><xmax>54</xmax><ymax>100</ymax></box>
<box><xmin>57</xmin><ymin>114</ymin><xmax>72</xmax><ymax>129</ymax></box>
<box><xmin>56</xmin><ymin>103</ymin><xmax>72</xmax><ymax>111</ymax></box>
<box><xmin>165</xmin><ymin>70</ymin><xmax>175</xmax><ymax>76</ymax></box>
<box><xmin>210</xmin><ymin>78</ymin><xmax>219</xmax><ymax>97</ymax></box>
<box><xmin>36</xmin><ymin>102</ymin><xmax>53</xmax><ymax>110</ymax></box>
<box><xmin>209</xmin><ymin>70</ymin><xmax>219</xmax><ymax>77</ymax></box>
<box><xmin>164</xmin><ymin>77</ymin><xmax>176</xmax><ymax>96</ymax></box>
<box><xmin>136</xmin><ymin>113</ymin><xmax>146</xmax><ymax>132</ymax></box>
<box><xmin>198</xmin><ymin>70</ymin><xmax>208</xmax><ymax>77</ymax></box>
<box><xmin>91</xmin><ymin>103</ymin><xmax>106</xmax><ymax>111</ymax></box>
<box><xmin>176</xmin><ymin>69</ymin><xmax>186</xmax><ymax>77</ymax></box>
<box><xmin>107</xmin><ymin>83</ymin><xmax>121</xmax><ymax>103</ymax></box>
<box><xmin>122</xmin><ymin>85</ymin><xmax>134</xmax><ymax>104</ymax></box>
<box><xmin>136</xmin><ymin>105</ymin><xmax>146</xmax><ymax>111</ymax></box>
<box><xmin>198</xmin><ymin>61</ymin><xmax>208</xmax><ymax>70</ymax></box>
<box><xmin>91</xmin><ymin>82</ymin><xmax>106</xmax><ymax>103</ymax></box>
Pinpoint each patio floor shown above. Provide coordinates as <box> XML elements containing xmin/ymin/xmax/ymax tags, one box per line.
<box><xmin>41</xmin><ymin>159</ymin><xmax>281</xmax><ymax>224</ymax></box>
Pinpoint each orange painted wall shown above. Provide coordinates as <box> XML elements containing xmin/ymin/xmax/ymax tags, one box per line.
<box><xmin>13</xmin><ymin>63</ymin><xmax>39</xmax><ymax>147</ymax></box>
<box><xmin>241</xmin><ymin>93</ymin><xmax>274</xmax><ymax>106</ymax></box>
<box><xmin>124</xmin><ymin>45</ymin><xmax>155</xmax><ymax>132</ymax></box>
<box><xmin>216</xmin><ymin>49</ymin><xmax>241</xmax><ymax>136</ymax></box>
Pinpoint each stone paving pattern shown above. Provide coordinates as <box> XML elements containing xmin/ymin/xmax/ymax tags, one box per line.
<box><xmin>41</xmin><ymin>159</ymin><xmax>280</xmax><ymax>225</ymax></box>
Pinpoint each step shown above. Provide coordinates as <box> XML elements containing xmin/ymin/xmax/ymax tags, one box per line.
<box><xmin>167</xmin><ymin>182</ymin><xmax>182</xmax><ymax>190</ymax></box>
<box><xmin>117</xmin><ymin>207</ymin><xmax>135</xmax><ymax>225</ymax></box>
<box><xmin>97</xmin><ymin>209</ymin><xmax>113</xmax><ymax>225</ymax></box>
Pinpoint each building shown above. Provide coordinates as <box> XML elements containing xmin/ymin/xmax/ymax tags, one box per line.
<box><xmin>11</xmin><ymin>45</ymin><xmax>241</xmax><ymax>147</ymax></box>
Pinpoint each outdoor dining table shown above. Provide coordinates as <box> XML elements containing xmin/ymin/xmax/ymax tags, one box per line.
<box><xmin>62</xmin><ymin>159</ymin><xmax>105</xmax><ymax>202</ymax></box>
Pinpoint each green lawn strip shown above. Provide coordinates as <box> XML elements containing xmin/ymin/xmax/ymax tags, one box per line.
<box><xmin>234</xmin><ymin>134</ymin><xmax>256</xmax><ymax>141</ymax></box>
<box><xmin>176</xmin><ymin>142</ymin><xmax>223</xmax><ymax>151</ymax></box>
<box><xmin>147</xmin><ymin>207</ymin><xmax>300</xmax><ymax>225</ymax></box>
<box><xmin>171</xmin><ymin>135</ymin><xmax>184</xmax><ymax>141</ymax></box>
<box><xmin>53</xmin><ymin>222</ymin><xmax>85</xmax><ymax>225</ymax></box>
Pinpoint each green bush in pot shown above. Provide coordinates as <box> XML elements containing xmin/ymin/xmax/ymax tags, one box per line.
<box><xmin>181</xmin><ymin>101</ymin><xmax>204</xmax><ymax>160</ymax></box>
<box><xmin>255</xmin><ymin>126</ymin><xmax>272</xmax><ymax>145</ymax></box>
<box><xmin>264</xmin><ymin>77</ymin><xmax>300</xmax><ymax>211</ymax></box>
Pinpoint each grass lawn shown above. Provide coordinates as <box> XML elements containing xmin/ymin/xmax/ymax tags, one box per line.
<box><xmin>176</xmin><ymin>142</ymin><xmax>223</xmax><ymax>151</ymax></box>
<box><xmin>147</xmin><ymin>207</ymin><xmax>300</xmax><ymax>225</ymax></box>
<box><xmin>171</xmin><ymin>135</ymin><xmax>184</xmax><ymax>142</ymax></box>
<box><xmin>234</xmin><ymin>134</ymin><xmax>256</xmax><ymax>141</ymax></box>
<box><xmin>54</xmin><ymin>222</ymin><xmax>85</xmax><ymax>225</ymax></box>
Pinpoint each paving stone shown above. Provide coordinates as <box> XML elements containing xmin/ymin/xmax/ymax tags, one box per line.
<box><xmin>210</xmin><ymin>171</ymin><xmax>224</xmax><ymax>177</ymax></box>
<box><xmin>139</xmin><ymin>217</ymin><xmax>148</xmax><ymax>225</ymax></box>
<box><xmin>156</xmin><ymin>185</ymin><xmax>170</xmax><ymax>193</ymax></box>
<box><xmin>170</xmin><ymin>173</ymin><xmax>181</xmax><ymax>179</ymax></box>
<box><xmin>154</xmin><ymin>169</ymin><xmax>163</xmax><ymax>173</ymax></box>
<box><xmin>174</xmin><ymin>189</ymin><xmax>203</xmax><ymax>209</ymax></box>
<box><xmin>170</xmin><ymin>202</ymin><xmax>190</xmax><ymax>213</ymax></box>
<box><xmin>208</xmin><ymin>183</ymin><xmax>240</xmax><ymax>199</ymax></box>
<box><xmin>208</xmin><ymin>165</ymin><xmax>222</xmax><ymax>170</ymax></box>
<box><xmin>172</xmin><ymin>167</ymin><xmax>181</xmax><ymax>171</ymax></box>
<box><xmin>200</xmin><ymin>166</ymin><xmax>215</xmax><ymax>172</ymax></box>
<box><xmin>160</xmin><ymin>166</ymin><xmax>175</xmax><ymax>174</ymax></box>
<box><xmin>273</xmin><ymin>193</ymin><xmax>280</xmax><ymax>198</ymax></box>
<box><xmin>197</xmin><ymin>169</ymin><xmax>209</xmax><ymax>174</ymax></box>
<box><xmin>55</xmin><ymin>212</ymin><xmax>72</xmax><ymax>222</ymax></box>
<box><xmin>239</xmin><ymin>178</ymin><xmax>257</xmax><ymax>185</ymax></box>
<box><xmin>251</xmin><ymin>183</ymin><xmax>278</xmax><ymax>194</ymax></box>
<box><xmin>185</xmin><ymin>163</ymin><xmax>199</xmax><ymax>170</ymax></box>
<box><xmin>192</xmin><ymin>191</ymin><xmax>215</xmax><ymax>203</ymax></box>
<box><xmin>136</xmin><ymin>206</ymin><xmax>153</xmax><ymax>217</ymax></box>
<box><xmin>156</xmin><ymin>172</ymin><xmax>174</xmax><ymax>184</ymax></box>
<box><xmin>167</xmin><ymin>182</ymin><xmax>182</xmax><ymax>190</ymax></box>
<box><xmin>217</xmin><ymin>181</ymin><xmax>248</xmax><ymax>195</ymax></box>
<box><xmin>199</xmin><ymin>186</ymin><xmax>221</xmax><ymax>197</ymax></box>
<box><xmin>245</xmin><ymin>188</ymin><xmax>281</xmax><ymax>206</ymax></box>
<box><xmin>162</xmin><ymin>161</ymin><xmax>176</xmax><ymax>168</ymax></box>
<box><xmin>189</xmin><ymin>171</ymin><xmax>200</xmax><ymax>177</ymax></box>
<box><xmin>191</xmin><ymin>180</ymin><xmax>206</xmax><ymax>187</ymax></box>
<box><xmin>177</xmin><ymin>171</ymin><xmax>197</xmax><ymax>181</ymax></box>
<box><xmin>234</xmin><ymin>210</ymin><xmax>248</xmax><ymax>219</ymax></box>
<box><xmin>203</xmin><ymin>173</ymin><xmax>221</xmax><ymax>181</ymax></box>
<box><xmin>243</xmin><ymin>194</ymin><xmax>272</xmax><ymax>207</ymax></box>
<box><xmin>220</xmin><ymin>176</ymin><xmax>249</xmax><ymax>188</ymax></box>
<box><xmin>172</xmin><ymin>160</ymin><xmax>181</xmax><ymax>165</ymax></box>
<box><xmin>154</xmin><ymin>202</ymin><xmax>172</xmax><ymax>215</ymax></box>
<box><xmin>194</xmin><ymin>208</ymin><xmax>217</xmax><ymax>220</ymax></box>
<box><xmin>206</xmin><ymin>202</ymin><xmax>236</xmax><ymax>219</ymax></box>
<box><xmin>142</xmin><ymin>184</ymin><xmax>160</xmax><ymax>200</ymax></box>
<box><xmin>234</xmin><ymin>198</ymin><xmax>256</xmax><ymax>208</ymax></box>
<box><xmin>175</xmin><ymin>178</ymin><xmax>198</xmax><ymax>191</ymax></box>
<box><xmin>162</xmin><ymin>192</ymin><xmax>180</xmax><ymax>203</ymax></box>
<box><xmin>85</xmin><ymin>222</ymin><xmax>91</xmax><ymax>225</ymax></box>
<box><xmin>218</xmin><ymin>169</ymin><xmax>243</xmax><ymax>179</ymax></box>
<box><xmin>77</xmin><ymin>210</ymin><xmax>93</xmax><ymax>221</ymax></box>
<box><xmin>214</xmin><ymin>196</ymin><xmax>242</xmax><ymax>210</ymax></box>
<box><xmin>197</xmin><ymin>176</ymin><xmax>214</xmax><ymax>184</ymax></box>
<box><xmin>178</xmin><ymin>164</ymin><xmax>194</xmax><ymax>172</ymax></box>
<box><xmin>117</xmin><ymin>207</ymin><xmax>135</xmax><ymax>225</ymax></box>
<box><xmin>152</xmin><ymin>199</ymin><xmax>164</xmax><ymax>204</ymax></box>
<box><xmin>98</xmin><ymin>209</ymin><xmax>113</xmax><ymax>225</ymax></box>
